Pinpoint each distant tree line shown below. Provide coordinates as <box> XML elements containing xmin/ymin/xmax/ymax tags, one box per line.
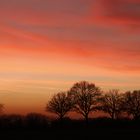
<box><xmin>0</xmin><ymin>81</ymin><xmax>140</xmax><ymax>127</ymax></box>
<box><xmin>46</xmin><ymin>81</ymin><xmax>140</xmax><ymax>123</ymax></box>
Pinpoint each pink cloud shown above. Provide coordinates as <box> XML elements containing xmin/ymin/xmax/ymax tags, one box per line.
<box><xmin>91</xmin><ymin>0</ymin><xmax>140</xmax><ymax>26</ymax></box>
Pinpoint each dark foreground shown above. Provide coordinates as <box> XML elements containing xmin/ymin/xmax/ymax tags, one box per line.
<box><xmin>1</xmin><ymin>128</ymin><xmax>140</xmax><ymax>140</ymax></box>
<box><xmin>1</xmin><ymin>117</ymin><xmax>140</xmax><ymax>140</ymax></box>
<box><xmin>1</xmin><ymin>129</ymin><xmax>140</xmax><ymax>140</ymax></box>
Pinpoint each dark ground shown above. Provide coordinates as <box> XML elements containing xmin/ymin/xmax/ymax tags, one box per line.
<box><xmin>1</xmin><ymin>128</ymin><xmax>140</xmax><ymax>140</ymax></box>
<box><xmin>1</xmin><ymin>117</ymin><xmax>140</xmax><ymax>140</ymax></box>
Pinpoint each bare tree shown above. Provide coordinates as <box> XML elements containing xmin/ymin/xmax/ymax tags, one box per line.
<box><xmin>46</xmin><ymin>92</ymin><xmax>73</xmax><ymax>122</ymax></box>
<box><xmin>68</xmin><ymin>81</ymin><xmax>101</xmax><ymax>123</ymax></box>
<box><xmin>123</xmin><ymin>90</ymin><xmax>140</xmax><ymax>120</ymax></box>
<box><xmin>99</xmin><ymin>89</ymin><xmax>123</xmax><ymax>119</ymax></box>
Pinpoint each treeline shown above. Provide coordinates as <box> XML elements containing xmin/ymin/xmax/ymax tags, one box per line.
<box><xmin>0</xmin><ymin>113</ymin><xmax>49</xmax><ymax>129</ymax></box>
<box><xmin>46</xmin><ymin>81</ymin><xmax>140</xmax><ymax>123</ymax></box>
<box><xmin>1</xmin><ymin>114</ymin><xmax>140</xmax><ymax>130</ymax></box>
<box><xmin>0</xmin><ymin>81</ymin><xmax>140</xmax><ymax>126</ymax></box>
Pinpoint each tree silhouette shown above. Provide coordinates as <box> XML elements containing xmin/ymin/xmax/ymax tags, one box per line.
<box><xmin>69</xmin><ymin>81</ymin><xmax>101</xmax><ymax>124</ymax></box>
<box><xmin>123</xmin><ymin>90</ymin><xmax>140</xmax><ymax>120</ymax></box>
<box><xmin>98</xmin><ymin>89</ymin><xmax>123</xmax><ymax>119</ymax></box>
<box><xmin>26</xmin><ymin>113</ymin><xmax>48</xmax><ymax>129</ymax></box>
<box><xmin>0</xmin><ymin>104</ymin><xmax>4</xmax><ymax>115</ymax></box>
<box><xmin>46</xmin><ymin>92</ymin><xmax>73</xmax><ymax>122</ymax></box>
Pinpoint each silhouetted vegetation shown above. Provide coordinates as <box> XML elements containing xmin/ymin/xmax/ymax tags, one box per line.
<box><xmin>46</xmin><ymin>92</ymin><xmax>73</xmax><ymax>122</ymax></box>
<box><xmin>25</xmin><ymin>113</ymin><xmax>49</xmax><ymax>129</ymax></box>
<box><xmin>0</xmin><ymin>104</ymin><xmax>4</xmax><ymax>115</ymax></box>
<box><xmin>68</xmin><ymin>81</ymin><xmax>101</xmax><ymax>123</ymax></box>
<box><xmin>1</xmin><ymin>115</ymin><xmax>140</xmax><ymax>139</ymax></box>
<box><xmin>123</xmin><ymin>90</ymin><xmax>140</xmax><ymax>120</ymax></box>
<box><xmin>98</xmin><ymin>89</ymin><xmax>123</xmax><ymax>119</ymax></box>
<box><xmin>0</xmin><ymin>81</ymin><xmax>140</xmax><ymax>139</ymax></box>
<box><xmin>0</xmin><ymin>114</ymin><xmax>140</xmax><ymax>130</ymax></box>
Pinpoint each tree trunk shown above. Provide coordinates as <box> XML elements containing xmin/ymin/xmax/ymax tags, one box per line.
<box><xmin>85</xmin><ymin>114</ymin><xmax>89</xmax><ymax>125</ymax></box>
<box><xmin>111</xmin><ymin>113</ymin><xmax>115</xmax><ymax>120</ymax></box>
<box><xmin>59</xmin><ymin>115</ymin><xmax>64</xmax><ymax>126</ymax></box>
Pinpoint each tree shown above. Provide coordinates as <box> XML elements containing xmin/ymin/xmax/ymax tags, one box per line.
<box><xmin>0</xmin><ymin>104</ymin><xmax>4</xmax><ymax>115</ymax></box>
<box><xmin>99</xmin><ymin>89</ymin><xmax>123</xmax><ymax>119</ymax></box>
<box><xmin>46</xmin><ymin>92</ymin><xmax>73</xmax><ymax>122</ymax></box>
<box><xmin>69</xmin><ymin>81</ymin><xmax>101</xmax><ymax>123</ymax></box>
<box><xmin>123</xmin><ymin>90</ymin><xmax>140</xmax><ymax>120</ymax></box>
<box><xmin>26</xmin><ymin>113</ymin><xmax>48</xmax><ymax>128</ymax></box>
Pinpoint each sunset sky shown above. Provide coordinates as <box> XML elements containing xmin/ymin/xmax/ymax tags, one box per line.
<box><xmin>0</xmin><ymin>0</ymin><xmax>140</xmax><ymax>115</ymax></box>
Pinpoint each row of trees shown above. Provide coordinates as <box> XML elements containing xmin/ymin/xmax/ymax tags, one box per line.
<box><xmin>46</xmin><ymin>81</ymin><xmax>140</xmax><ymax>123</ymax></box>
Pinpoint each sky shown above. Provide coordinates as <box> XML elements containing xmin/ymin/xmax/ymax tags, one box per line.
<box><xmin>0</xmin><ymin>0</ymin><xmax>140</xmax><ymax>115</ymax></box>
